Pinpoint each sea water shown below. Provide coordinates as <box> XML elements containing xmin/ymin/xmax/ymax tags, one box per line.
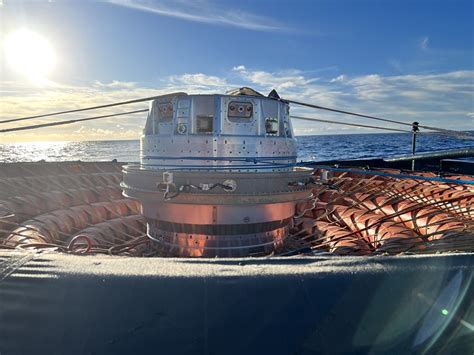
<box><xmin>1</xmin><ymin>133</ymin><xmax>472</xmax><ymax>163</ymax></box>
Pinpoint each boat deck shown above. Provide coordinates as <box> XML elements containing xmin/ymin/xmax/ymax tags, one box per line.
<box><xmin>0</xmin><ymin>250</ymin><xmax>472</xmax><ymax>354</ymax></box>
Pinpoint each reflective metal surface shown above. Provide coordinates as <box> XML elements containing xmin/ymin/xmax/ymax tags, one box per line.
<box><xmin>123</xmin><ymin>90</ymin><xmax>313</xmax><ymax>257</ymax></box>
<box><xmin>148</xmin><ymin>225</ymin><xmax>288</xmax><ymax>257</ymax></box>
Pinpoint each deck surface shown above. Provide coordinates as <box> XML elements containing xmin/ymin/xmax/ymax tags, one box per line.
<box><xmin>0</xmin><ymin>251</ymin><xmax>473</xmax><ymax>354</ymax></box>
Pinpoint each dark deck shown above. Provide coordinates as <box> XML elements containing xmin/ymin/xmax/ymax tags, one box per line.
<box><xmin>0</xmin><ymin>251</ymin><xmax>472</xmax><ymax>354</ymax></box>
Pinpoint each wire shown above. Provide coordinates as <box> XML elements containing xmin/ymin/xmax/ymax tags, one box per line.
<box><xmin>285</xmin><ymin>98</ymin><xmax>473</xmax><ymax>138</ymax></box>
<box><xmin>301</xmin><ymin>165</ymin><xmax>474</xmax><ymax>185</ymax></box>
<box><xmin>290</xmin><ymin>115</ymin><xmax>411</xmax><ymax>133</ymax></box>
<box><xmin>160</xmin><ymin>181</ymin><xmax>236</xmax><ymax>200</ymax></box>
<box><xmin>0</xmin><ymin>92</ymin><xmax>184</xmax><ymax>124</ymax></box>
<box><xmin>0</xmin><ymin>109</ymin><xmax>148</xmax><ymax>133</ymax></box>
<box><xmin>287</xmin><ymin>99</ymin><xmax>411</xmax><ymax>126</ymax></box>
<box><xmin>418</xmin><ymin>130</ymin><xmax>474</xmax><ymax>140</ymax></box>
<box><xmin>2</xmin><ymin>90</ymin><xmax>471</xmax><ymax>140</ymax></box>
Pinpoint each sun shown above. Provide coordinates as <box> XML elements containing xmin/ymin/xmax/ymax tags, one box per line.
<box><xmin>4</xmin><ymin>29</ymin><xmax>57</xmax><ymax>82</ymax></box>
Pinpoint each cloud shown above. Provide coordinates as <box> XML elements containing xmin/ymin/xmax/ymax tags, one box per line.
<box><xmin>1</xmin><ymin>67</ymin><xmax>473</xmax><ymax>142</ymax></box>
<box><xmin>232</xmin><ymin>65</ymin><xmax>246</xmax><ymax>71</ymax></box>
<box><xmin>0</xmin><ymin>80</ymin><xmax>163</xmax><ymax>142</ymax></box>
<box><xmin>420</xmin><ymin>36</ymin><xmax>429</xmax><ymax>50</ymax></box>
<box><xmin>107</xmin><ymin>0</ymin><xmax>288</xmax><ymax>32</ymax></box>
<box><xmin>169</xmin><ymin>73</ymin><xmax>227</xmax><ymax>87</ymax></box>
<box><xmin>330</xmin><ymin>75</ymin><xmax>346</xmax><ymax>83</ymax></box>
<box><xmin>346</xmin><ymin>71</ymin><xmax>473</xmax><ymax>103</ymax></box>
<box><xmin>234</xmin><ymin>66</ymin><xmax>319</xmax><ymax>91</ymax></box>
<box><xmin>93</xmin><ymin>80</ymin><xmax>137</xmax><ymax>89</ymax></box>
<box><xmin>229</xmin><ymin>67</ymin><xmax>473</xmax><ymax>133</ymax></box>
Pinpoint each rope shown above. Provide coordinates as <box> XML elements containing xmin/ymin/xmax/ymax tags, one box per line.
<box><xmin>305</xmin><ymin>165</ymin><xmax>474</xmax><ymax>185</ymax></box>
<box><xmin>0</xmin><ymin>109</ymin><xmax>148</xmax><ymax>133</ymax></box>
<box><xmin>2</xmin><ymin>91</ymin><xmax>471</xmax><ymax>141</ymax></box>
<box><xmin>285</xmin><ymin>98</ymin><xmax>474</xmax><ymax>139</ymax></box>
<box><xmin>0</xmin><ymin>92</ymin><xmax>185</xmax><ymax>124</ymax></box>
<box><xmin>290</xmin><ymin>115</ymin><xmax>411</xmax><ymax>133</ymax></box>
<box><xmin>417</xmin><ymin>130</ymin><xmax>474</xmax><ymax>140</ymax></box>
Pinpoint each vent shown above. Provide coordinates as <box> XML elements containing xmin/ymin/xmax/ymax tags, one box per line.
<box><xmin>196</xmin><ymin>115</ymin><xmax>213</xmax><ymax>134</ymax></box>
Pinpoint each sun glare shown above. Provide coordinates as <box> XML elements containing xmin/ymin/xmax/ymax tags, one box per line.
<box><xmin>4</xmin><ymin>29</ymin><xmax>57</xmax><ymax>82</ymax></box>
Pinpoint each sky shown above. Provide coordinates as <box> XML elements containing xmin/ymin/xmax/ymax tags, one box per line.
<box><xmin>0</xmin><ymin>0</ymin><xmax>473</xmax><ymax>142</ymax></box>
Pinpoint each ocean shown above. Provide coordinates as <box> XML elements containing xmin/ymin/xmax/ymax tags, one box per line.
<box><xmin>1</xmin><ymin>132</ymin><xmax>472</xmax><ymax>163</ymax></box>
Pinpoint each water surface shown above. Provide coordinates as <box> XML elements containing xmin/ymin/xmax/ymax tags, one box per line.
<box><xmin>1</xmin><ymin>133</ymin><xmax>472</xmax><ymax>163</ymax></box>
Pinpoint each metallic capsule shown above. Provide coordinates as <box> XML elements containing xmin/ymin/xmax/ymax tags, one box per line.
<box><xmin>122</xmin><ymin>89</ymin><xmax>314</xmax><ymax>257</ymax></box>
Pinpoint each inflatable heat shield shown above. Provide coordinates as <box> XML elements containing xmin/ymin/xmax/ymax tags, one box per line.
<box><xmin>122</xmin><ymin>89</ymin><xmax>314</xmax><ymax>257</ymax></box>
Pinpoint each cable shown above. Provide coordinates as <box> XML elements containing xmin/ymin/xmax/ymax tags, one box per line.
<box><xmin>285</xmin><ymin>98</ymin><xmax>473</xmax><ymax>138</ymax></box>
<box><xmin>418</xmin><ymin>130</ymin><xmax>474</xmax><ymax>140</ymax></box>
<box><xmin>0</xmin><ymin>109</ymin><xmax>148</xmax><ymax>133</ymax></box>
<box><xmin>287</xmin><ymin>99</ymin><xmax>411</xmax><ymax>126</ymax></box>
<box><xmin>2</xmin><ymin>90</ymin><xmax>471</xmax><ymax>139</ymax></box>
<box><xmin>159</xmin><ymin>181</ymin><xmax>236</xmax><ymax>200</ymax></box>
<box><xmin>301</xmin><ymin>165</ymin><xmax>474</xmax><ymax>186</ymax></box>
<box><xmin>290</xmin><ymin>115</ymin><xmax>411</xmax><ymax>133</ymax></box>
<box><xmin>0</xmin><ymin>92</ymin><xmax>184</xmax><ymax>124</ymax></box>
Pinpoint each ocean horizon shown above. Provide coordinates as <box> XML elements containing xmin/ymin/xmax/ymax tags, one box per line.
<box><xmin>1</xmin><ymin>132</ymin><xmax>472</xmax><ymax>164</ymax></box>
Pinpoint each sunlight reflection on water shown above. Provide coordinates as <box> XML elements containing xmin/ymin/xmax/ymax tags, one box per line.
<box><xmin>0</xmin><ymin>140</ymin><xmax>140</xmax><ymax>163</ymax></box>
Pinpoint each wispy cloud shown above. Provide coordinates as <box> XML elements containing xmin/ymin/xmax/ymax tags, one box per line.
<box><xmin>108</xmin><ymin>0</ymin><xmax>288</xmax><ymax>32</ymax></box>
<box><xmin>420</xmin><ymin>36</ymin><xmax>429</xmax><ymax>50</ymax></box>
<box><xmin>169</xmin><ymin>73</ymin><xmax>227</xmax><ymax>88</ymax></box>
<box><xmin>93</xmin><ymin>80</ymin><xmax>138</xmax><ymax>89</ymax></box>
<box><xmin>330</xmin><ymin>75</ymin><xmax>346</xmax><ymax>83</ymax></box>
<box><xmin>390</xmin><ymin>36</ymin><xmax>470</xmax><ymax>73</ymax></box>
<box><xmin>232</xmin><ymin>66</ymin><xmax>319</xmax><ymax>91</ymax></box>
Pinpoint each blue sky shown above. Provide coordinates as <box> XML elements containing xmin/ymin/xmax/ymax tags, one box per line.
<box><xmin>0</xmin><ymin>0</ymin><xmax>473</xmax><ymax>142</ymax></box>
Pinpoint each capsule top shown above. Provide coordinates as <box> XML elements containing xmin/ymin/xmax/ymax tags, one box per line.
<box><xmin>143</xmin><ymin>88</ymin><xmax>293</xmax><ymax>138</ymax></box>
<box><xmin>140</xmin><ymin>88</ymin><xmax>297</xmax><ymax>172</ymax></box>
